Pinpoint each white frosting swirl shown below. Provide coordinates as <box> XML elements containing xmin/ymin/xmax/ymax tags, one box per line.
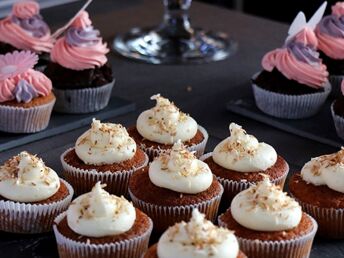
<box><xmin>67</xmin><ymin>182</ymin><xmax>136</xmax><ymax>237</ymax></box>
<box><xmin>213</xmin><ymin>123</ymin><xmax>277</xmax><ymax>172</ymax></box>
<box><xmin>75</xmin><ymin>119</ymin><xmax>136</xmax><ymax>165</ymax></box>
<box><xmin>301</xmin><ymin>148</ymin><xmax>344</xmax><ymax>193</ymax></box>
<box><xmin>136</xmin><ymin>94</ymin><xmax>198</xmax><ymax>144</ymax></box>
<box><xmin>157</xmin><ymin>209</ymin><xmax>239</xmax><ymax>258</ymax></box>
<box><xmin>231</xmin><ymin>176</ymin><xmax>302</xmax><ymax>231</ymax></box>
<box><xmin>0</xmin><ymin>152</ymin><xmax>60</xmax><ymax>202</ymax></box>
<box><xmin>149</xmin><ymin>140</ymin><xmax>213</xmax><ymax>194</ymax></box>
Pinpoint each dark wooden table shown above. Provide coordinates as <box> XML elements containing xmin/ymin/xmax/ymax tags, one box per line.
<box><xmin>0</xmin><ymin>0</ymin><xmax>343</xmax><ymax>257</ymax></box>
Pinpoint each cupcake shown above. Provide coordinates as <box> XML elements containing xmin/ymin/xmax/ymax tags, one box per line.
<box><xmin>219</xmin><ymin>177</ymin><xmax>318</xmax><ymax>258</ymax></box>
<box><xmin>252</xmin><ymin>3</ymin><xmax>330</xmax><ymax>119</ymax></box>
<box><xmin>61</xmin><ymin>118</ymin><xmax>149</xmax><ymax>196</ymax></box>
<box><xmin>53</xmin><ymin>182</ymin><xmax>153</xmax><ymax>258</ymax></box>
<box><xmin>317</xmin><ymin>2</ymin><xmax>344</xmax><ymax>95</ymax></box>
<box><xmin>0</xmin><ymin>1</ymin><xmax>53</xmax><ymax>68</ymax></box>
<box><xmin>289</xmin><ymin>149</ymin><xmax>344</xmax><ymax>238</ymax></box>
<box><xmin>144</xmin><ymin>209</ymin><xmax>247</xmax><ymax>258</ymax></box>
<box><xmin>0</xmin><ymin>151</ymin><xmax>73</xmax><ymax>233</ymax></box>
<box><xmin>128</xmin><ymin>140</ymin><xmax>223</xmax><ymax>233</ymax></box>
<box><xmin>44</xmin><ymin>11</ymin><xmax>114</xmax><ymax>114</ymax></box>
<box><xmin>201</xmin><ymin>123</ymin><xmax>289</xmax><ymax>209</ymax></box>
<box><xmin>128</xmin><ymin>94</ymin><xmax>208</xmax><ymax>160</ymax></box>
<box><xmin>331</xmin><ymin>80</ymin><xmax>344</xmax><ymax>139</ymax></box>
<box><xmin>0</xmin><ymin>51</ymin><xmax>55</xmax><ymax>133</ymax></box>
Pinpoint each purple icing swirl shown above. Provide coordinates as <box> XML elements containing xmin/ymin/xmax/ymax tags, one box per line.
<box><xmin>14</xmin><ymin>79</ymin><xmax>38</xmax><ymax>103</ymax></box>
<box><xmin>11</xmin><ymin>14</ymin><xmax>50</xmax><ymax>38</ymax></box>
<box><xmin>65</xmin><ymin>26</ymin><xmax>100</xmax><ymax>47</ymax></box>
<box><xmin>285</xmin><ymin>39</ymin><xmax>320</xmax><ymax>66</ymax></box>
<box><xmin>318</xmin><ymin>15</ymin><xmax>344</xmax><ymax>38</ymax></box>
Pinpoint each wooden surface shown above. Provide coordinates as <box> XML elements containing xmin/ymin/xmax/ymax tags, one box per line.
<box><xmin>0</xmin><ymin>0</ymin><xmax>343</xmax><ymax>257</ymax></box>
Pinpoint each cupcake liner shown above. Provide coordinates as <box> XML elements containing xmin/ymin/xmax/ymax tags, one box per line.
<box><xmin>331</xmin><ymin>102</ymin><xmax>344</xmax><ymax>140</ymax></box>
<box><xmin>61</xmin><ymin>148</ymin><xmax>149</xmax><ymax>197</ymax></box>
<box><xmin>0</xmin><ymin>179</ymin><xmax>73</xmax><ymax>234</ymax></box>
<box><xmin>128</xmin><ymin>184</ymin><xmax>223</xmax><ymax>233</ymax></box>
<box><xmin>252</xmin><ymin>73</ymin><xmax>331</xmax><ymax>119</ymax></box>
<box><xmin>53</xmin><ymin>211</ymin><xmax>153</xmax><ymax>258</ymax></box>
<box><xmin>140</xmin><ymin>125</ymin><xmax>209</xmax><ymax>160</ymax></box>
<box><xmin>329</xmin><ymin>75</ymin><xmax>343</xmax><ymax>97</ymax></box>
<box><xmin>53</xmin><ymin>80</ymin><xmax>115</xmax><ymax>114</ymax></box>
<box><xmin>0</xmin><ymin>98</ymin><xmax>55</xmax><ymax>133</ymax></box>
<box><xmin>218</xmin><ymin>212</ymin><xmax>318</xmax><ymax>258</ymax></box>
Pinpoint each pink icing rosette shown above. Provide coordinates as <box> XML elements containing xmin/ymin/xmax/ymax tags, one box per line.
<box><xmin>13</xmin><ymin>1</ymin><xmax>39</xmax><ymax>19</ymax></box>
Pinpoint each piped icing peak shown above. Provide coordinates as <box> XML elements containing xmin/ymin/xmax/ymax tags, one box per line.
<box><xmin>136</xmin><ymin>94</ymin><xmax>198</xmax><ymax>144</ymax></box>
<box><xmin>0</xmin><ymin>151</ymin><xmax>60</xmax><ymax>202</ymax></box>
<box><xmin>231</xmin><ymin>176</ymin><xmax>302</xmax><ymax>231</ymax></box>
<box><xmin>157</xmin><ymin>209</ymin><xmax>239</xmax><ymax>258</ymax></box>
<box><xmin>301</xmin><ymin>148</ymin><xmax>344</xmax><ymax>193</ymax></box>
<box><xmin>50</xmin><ymin>10</ymin><xmax>109</xmax><ymax>71</ymax></box>
<box><xmin>149</xmin><ymin>140</ymin><xmax>213</xmax><ymax>194</ymax></box>
<box><xmin>75</xmin><ymin>118</ymin><xmax>137</xmax><ymax>165</ymax></box>
<box><xmin>212</xmin><ymin>123</ymin><xmax>277</xmax><ymax>172</ymax></box>
<box><xmin>67</xmin><ymin>182</ymin><xmax>136</xmax><ymax>237</ymax></box>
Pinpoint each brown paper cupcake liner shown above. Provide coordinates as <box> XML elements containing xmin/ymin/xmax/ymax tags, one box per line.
<box><xmin>331</xmin><ymin>102</ymin><xmax>344</xmax><ymax>141</ymax></box>
<box><xmin>218</xmin><ymin>213</ymin><xmax>318</xmax><ymax>258</ymax></box>
<box><xmin>53</xmin><ymin>80</ymin><xmax>115</xmax><ymax>114</ymax></box>
<box><xmin>53</xmin><ymin>211</ymin><xmax>153</xmax><ymax>258</ymax></box>
<box><xmin>0</xmin><ymin>179</ymin><xmax>73</xmax><ymax>234</ymax></box>
<box><xmin>252</xmin><ymin>73</ymin><xmax>331</xmax><ymax>119</ymax></box>
<box><xmin>61</xmin><ymin>148</ymin><xmax>149</xmax><ymax>197</ymax></box>
<box><xmin>0</xmin><ymin>98</ymin><xmax>55</xmax><ymax>133</ymax></box>
<box><xmin>141</xmin><ymin>125</ymin><xmax>209</xmax><ymax>161</ymax></box>
<box><xmin>128</xmin><ymin>184</ymin><xmax>223</xmax><ymax>233</ymax></box>
<box><xmin>329</xmin><ymin>75</ymin><xmax>343</xmax><ymax>97</ymax></box>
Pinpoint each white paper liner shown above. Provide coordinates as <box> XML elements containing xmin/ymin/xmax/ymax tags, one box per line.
<box><xmin>140</xmin><ymin>125</ymin><xmax>209</xmax><ymax>160</ymax></box>
<box><xmin>0</xmin><ymin>98</ymin><xmax>55</xmax><ymax>133</ymax></box>
<box><xmin>0</xmin><ymin>179</ymin><xmax>73</xmax><ymax>234</ymax></box>
<box><xmin>61</xmin><ymin>148</ymin><xmax>149</xmax><ymax>197</ymax></box>
<box><xmin>331</xmin><ymin>102</ymin><xmax>344</xmax><ymax>140</ymax></box>
<box><xmin>53</xmin><ymin>211</ymin><xmax>153</xmax><ymax>258</ymax></box>
<box><xmin>218</xmin><ymin>212</ymin><xmax>318</xmax><ymax>258</ymax></box>
<box><xmin>128</xmin><ymin>184</ymin><xmax>223</xmax><ymax>233</ymax></box>
<box><xmin>53</xmin><ymin>80</ymin><xmax>115</xmax><ymax>114</ymax></box>
<box><xmin>329</xmin><ymin>75</ymin><xmax>343</xmax><ymax>97</ymax></box>
<box><xmin>252</xmin><ymin>72</ymin><xmax>331</xmax><ymax>119</ymax></box>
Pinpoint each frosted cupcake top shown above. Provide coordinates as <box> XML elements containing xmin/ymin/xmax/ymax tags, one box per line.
<box><xmin>301</xmin><ymin>148</ymin><xmax>344</xmax><ymax>193</ymax></box>
<box><xmin>0</xmin><ymin>51</ymin><xmax>52</xmax><ymax>103</ymax></box>
<box><xmin>137</xmin><ymin>94</ymin><xmax>198</xmax><ymax>145</ymax></box>
<box><xmin>231</xmin><ymin>176</ymin><xmax>302</xmax><ymax>231</ymax></box>
<box><xmin>75</xmin><ymin>119</ymin><xmax>137</xmax><ymax>165</ymax></box>
<box><xmin>212</xmin><ymin>123</ymin><xmax>277</xmax><ymax>172</ymax></box>
<box><xmin>0</xmin><ymin>151</ymin><xmax>60</xmax><ymax>202</ymax></box>
<box><xmin>51</xmin><ymin>11</ymin><xmax>109</xmax><ymax>71</ymax></box>
<box><xmin>67</xmin><ymin>182</ymin><xmax>136</xmax><ymax>237</ymax></box>
<box><xmin>0</xmin><ymin>1</ymin><xmax>53</xmax><ymax>53</ymax></box>
<box><xmin>149</xmin><ymin>140</ymin><xmax>213</xmax><ymax>194</ymax></box>
<box><xmin>157</xmin><ymin>209</ymin><xmax>239</xmax><ymax>258</ymax></box>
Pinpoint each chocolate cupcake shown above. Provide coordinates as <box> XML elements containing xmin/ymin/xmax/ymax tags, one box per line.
<box><xmin>0</xmin><ymin>51</ymin><xmax>55</xmax><ymax>133</ymax></box>
<box><xmin>201</xmin><ymin>123</ymin><xmax>289</xmax><ymax>209</ymax></box>
<box><xmin>219</xmin><ymin>177</ymin><xmax>318</xmax><ymax>258</ymax></box>
<box><xmin>128</xmin><ymin>94</ymin><xmax>208</xmax><ymax>160</ymax></box>
<box><xmin>289</xmin><ymin>149</ymin><xmax>344</xmax><ymax>238</ymax></box>
<box><xmin>331</xmin><ymin>80</ymin><xmax>344</xmax><ymax>139</ymax></box>
<box><xmin>129</xmin><ymin>140</ymin><xmax>223</xmax><ymax>233</ymax></box>
<box><xmin>53</xmin><ymin>182</ymin><xmax>153</xmax><ymax>258</ymax></box>
<box><xmin>253</xmin><ymin>4</ymin><xmax>330</xmax><ymax>119</ymax></box>
<box><xmin>0</xmin><ymin>152</ymin><xmax>73</xmax><ymax>233</ymax></box>
<box><xmin>144</xmin><ymin>209</ymin><xmax>247</xmax><ymax>258</ymax></box>
<box><xmin>44</xmin><ymin>11</ymin><xmax>114</xmax><ymax>114</ymax></box>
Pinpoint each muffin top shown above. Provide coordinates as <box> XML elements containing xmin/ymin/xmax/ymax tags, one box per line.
<box><xmin>212</xmin><ymin>123</ymin><xmax>277</xmax><ymax>172</ymax></box>
<box><xmin>157</xmin><ymin>209</ymin><xmax>239</xmax><ymax>258</ymax></box>
<box><xmin>301</xmin><ymin>148</ymin><xmax>344</xmax><ymax>194</ymax></box>
<box><xmin>149</xmin><ymin>140</ymin><xmax>213</xmax><ymax>194</ymax></box>
<box><xmin>231</xmin><ymin>176</ymin><xmax>302</xmax><ymax>231</ymax></box>
<box><xmin>136</xmin><ymin>94</ymin><xmax>198</xmax><ymax>145</ymax></box>
<box><xmin>316</xmin><ymin>2</ymin><xmax>344</xmax><ymax>60</ymax></box>
<box><xmin>51</xmin><ymin>11</ymin><xmax>109</xmax><ymax>71</ymax></box>
<box><xmin>75</xmin><ymin>118</ymin><xmax>137</xmax><ymax>165</ymax></box>
<box><xmin>0</xmin><ymin>1</ymin><xmax>53</xmax><ymax>53</ymax></box>
<box><xmin>0</xmin><ymin>51</ymin><xmax>52</xmax><ymax>103</ymax></box>
<box><xmin>67</xmin><ymin>182</ymin><xmax>136</xmax><ymax>237</ymax></box>
<box><xmin>0</xmin><ymin>151</ymin><xmax>60</xmax><ymax>202</ymax></box>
